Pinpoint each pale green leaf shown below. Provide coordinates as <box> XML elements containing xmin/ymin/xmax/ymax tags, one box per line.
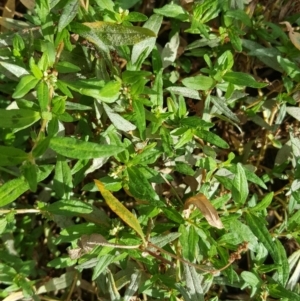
<box><xmin>12</xmin><ymin>74</ymin><xmax>40</xmax><ymax>98</ymax></box>
<box><xmin>82</xmin><ymin>22</ymin><xmax>156</xmax><ymax>46</ymax></box>
<box><xmin>103</xmin><ymin>103</ymin><xmax>136</xmax><ymax>131</ymax></box>
<box><xmin>49</xmin><ymin>137</ymin><xmax>124</xmax><ymax>159</ymax></box>
<box><xmin>0</xmin><ymin>146</ymin><xmax>28</xmax><ymax>166</ymax></box>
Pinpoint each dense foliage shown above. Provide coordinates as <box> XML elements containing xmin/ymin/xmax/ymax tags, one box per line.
<box><xmin>0</xmin><ymin>0</ymin><xmax>300</xmax><ymax>300</ymax></box>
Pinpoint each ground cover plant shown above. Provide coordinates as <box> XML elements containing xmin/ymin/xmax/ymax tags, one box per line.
<box><xmin>0</xmin><ymin>0</ymin><xmax>300</xmax><ymax>300</ymax></box>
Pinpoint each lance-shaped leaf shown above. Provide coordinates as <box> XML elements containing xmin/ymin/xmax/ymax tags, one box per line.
<box><xmin>58</xmin><ymin>0</ymin><xmax>80</xmax><ymax>32</ymax></box>
<box><xmin>280</xmin><ymin>21</ymin><xmax>300</xmax><ymax>51</ymax></box>
<box><xmin>184</xmin><ymin>193</ymin><xmax>224</xmax><ymax>229</ymax></box>
<box><xmin>0</xmin><ymin>146</ymin><xmax>28</xmax><ymax>166</ymax></box>
<box><xmin>0</xmin><ymin>108</ymin><xmax>40</xmax><ymax>130</ymax></box>
<box><xmin>94</xmin><ymin>179</ymin><xmax>146</xmax><ymax>244</ymax></box>
<box><xmin>0</xmin><ymin>165</ymin><xmax>53</xmax><ymax>207</ymax></box>
<box><xmin>81</xmin><ymin>21</ymin><xmax>156</xmax><ymax>46</ymax></box>
<box><xmin>49</xmin><ymin>137</ymin><xmax>124</xmax><ymax>159</ymax></box>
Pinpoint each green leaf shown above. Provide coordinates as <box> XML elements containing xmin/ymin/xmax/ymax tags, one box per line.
<box><xmin>182</xmin><ymin>75</ymin><xmax>215</xmax><ymax>91</ymax></box>
<box><xmin>94</xmin><ymin>179</ymin><xmax>146</xmax><ymax>243</ymax></box>
<box><xmin>29</xmin><ymin>57</ymin><xmax>43</xmax><ymax>79</ymax></box>
<box><xmin>225</xmin><ymin>9</ymin><xmax>252</xmax><ymax>27</ymax></box>
<box><xmin>175</xmin><ymin>162</ymin><xmax>195</xmax><ymax>176</ymax></box>
<box><xmin>131</xmin><ymin>14</ymin><xmax>162</xmax><ymax>68</ymax></box>
<box><xmin>0</xmin><ymin>165</ymin><xmax>53</xmax><ymax>207</ymax></box>
<box><xmin>125</xmin><ymin>12</ymin><xmax>148</xmax><ymax>22</ymax></box>
<box><xmin>286</xmin><ymin>106</ymin><xmax>300</xmax><ymax>121</ymax></box>
<box><xmin>98</xmin><ymin>80</ymin><xmax>121</xmax><ymax>103</ymax></box>
<box><xmin>49</xmin><ymin>137</ymin><xmax>124</xmax><ymax>159</ymax></box>
<box><xmin>63</xmin><ymin>79</ymin><xmax>105</xmax><ymax>99</ymax></box>
<box><xmin>22</xmin><ymin>161</ymin><xmax>38</xmax><ymax>192</ymax></box>
<box><xmin>12</xmin><ymin>75</ymin><xmax>40</xmax><ymax>98</ymax></box>
<box><xmin>133</xmin><ymin>99</ymin><xmax>146</xmax><ymax>140</ymax></box>
<box><xmin>37</xmin><ymin>81</ymin><xmax>49</xmax><ymax>111</ymax></box>
<box><xmin>127</xmin><ymin>166</ymin><xmax>160</xmax><ymax>202</ymax></box>
<box><xmin>162</xmin><ymin>32</ymin><xmax>180</xmax><ymax>68</ymax></box>
<box><xmin>32</xmin><ymin>137</ymin><xmax>51</xmax><ymax>158</ymax></box>
<box><xmin>92</xmin><ymin>254</ymin><xmax>115</xmax><ymax>280</ymax></box>
<box><xmin>0</xmin><ymin>146</ymin><xmax>28</xmax><ymax>166</ymax></box>
<box><xmin>175</xmin><ymin>128</ymin><xmax>194</xmax><ymax>149</ymax></box>
<box><xmin>232</xmin><ymin>163</ymin><xmax>249</xmax><ymax>204</ymax></box>
<box><xmin>81</xmin><ymin>22</ymin><xmax>156</xmax><ymax>46</ymax></box>
<box><xmin>226</xmin><ymin>165</ymin><xmax>267</xmax><ymax>189</ymax></box>
<box><xmin>52</xmin><ymin>96</ymin><xmax>66</xmax><ymax>115</ymax></box>
<box><xmin>273</xmin><ymin>240</ymin><xmax>289</xmax><ymax>286</ymax></box>
<box><xmin>53</xmin><ymin>155</ymin><xmax>73</xmax><ymax>199</ymax></box>
<box><xmin>124</xmin><ymin>270</ymin><xmax>142</xmax><ymax>301</ymax></box>
<box><xmin>161</xmin><ymin>207</ymin><xmax>185</xmax><ymax>224</ymax></box>
<box><xmin>268</xmin><ymin>283</ymin><xmax>300</xmax><ymax>301</ymax></box>
<box><xmin>194</xmin><ymin>129</ymin><xmax>229</xmax><ymax>149</ymax></box>
<box><xmin>65</xmin><ymin>101</ymin><xmax>92</xmax><ymax>111</ymax></box>
<box><xmin>210</xmin><ymin>96</ymin><xmax>240</xmax><ymax>124</ymax></box>
<box><xmin>228</xmin><ymin>28</ymin><xmax>242</xmax><ymax>52</ymax></box>
<box><xmin>154</xmin><ymin>4</ymin><xmax>189</xmax><ymax>21</ymax></box>
<box><xmin>167</xmin><ymin>86</ymin><xmax>201</xmax><ymax>100</ymax></box>
<box><xmin>130</xmin><ymin>145</ymin><xmax>161</xmax><ymax>165</ymax></box>
<box><xmin>103</xmin><ymin>103</ymin><xmax>136</xmax><ymax>132</ymax></box>
<box><xmin>250</xmin><ymin>192</ymin><xmax>273</xmax><ymax>212</ymax></box>
<box><xmin>160</xmin><ymin>126</ymin><xmax>173</xmax><ymax>157</ymax></box>
<box><xmin>245</xmin><ymin>213</ymin><xmax>278</xmax><ymax>263</ymax></box>
<box><xmin>58</xmin><ymin>0</ymin><xmax>80</xmax><ymax>32</ymax></box>
<box><xmin>56</xmin><ymin>61</ymin><xmax>81</xmax><ymax>73</ymax></box>
<box><xmin>223</xmin><ymin>72</ymin><xmax>267</xmax><ymax>88</ymax></box>
<box><xmin>150</xmin><ymin>232</ymin><xmax>182</xmax><ymax>248</ymax></box>
<box><xmin>0</xmin><ymin>109</ymin><xmax>40</xmax><ymax>131</ymax></box>
<box><xmin>149</xmin><ymin>68</ymin><xmax>163</xmax><ymax>107</ymax></box>
<box><xmin>45</xmin><ymin>200</ymin><xmax>93</xmax><ymax>216</ymax></box>
<box><xmin>0</xmin><ymin>61</ymin><xmax>29</xmax><ymax>78</ymax></box>
<box><xmin>183</xmin><ymin>264</ymin><xmax>204</xmax><ymax>301</ymax></box>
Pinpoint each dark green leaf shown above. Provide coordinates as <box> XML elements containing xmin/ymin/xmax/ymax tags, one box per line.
<box><xmin>0</xmin><ymin>146</ymin><xmax>28</xmax><ymax>166</ymax></box>
<box><xmin>58</xmin><ymin>0</ymin><xmax>80</xmax><ymax>32</ymax></box>
<box><xmin>53</xmin><ymin>155</ymin><xmax>73</xmax><ymax>199</ymax></box>
<box><xmin>127</xmin><ymin>166</ymin><xmax>160</xmax><ymax>202</ymax></box>
<box><xmin>46</xmin><ymin>200</ymin><xmax>93</xmax><ymax>216</ymax></box>
<box><xmin>223</xmin><ymin>72</ymin><xmax>267</xmax><ymax>88</ymax></box>
<box><xmin>133</xmin><ymin>99</ymin><xmax>146</xmax><ymax>140</ymax></box>
<box><xmin>22</xmin><ymin>161</ymin><xmax>38</xmax><ymax>192</ymax></box>
<box><xmin>232</xmin><ymin>163</ymin><xmax>249</xmax><ymax>204</ymax></box>
<box><xmin>195</xmin><ymin>129</ymin><xmax>229</xmax><ymax>149</ymax></box>
<box><xmin>161</xmin><ymin>207</ymin><xmax>185</xmax><ymax>224</ymax></box>
<box><xmin>210</xmin><ymin>96</ymin><xmax>240</xmax><ymax>124</ymax></box>
<box><xmin>245</xmin><ymin>213</ymin><xmax>278</xmax><ymax>263</ymax></box>
<box><xmin>0</xmin><ymin>165</ymin><xmax>53</xmax><ymax>207</ymax></box>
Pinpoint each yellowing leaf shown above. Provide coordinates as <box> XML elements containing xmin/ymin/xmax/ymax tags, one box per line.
<box><xmin>94</xmin><ymin>179</ymin><xmax>146</xmax><ymax>243</ymax></box>
<box><xmin>184</xmin><ymin>193</ymin><xmax>224</xmax><ymax>229</ymax></box>
<box><xmin>280</xmin><ymin>21</ymin><xmax>300</xmax><ymax>51</ymax></box>
<box><xmin>289</xmin><ymin>31</ymin><xmax>300</xmax><ymax>51</ymax></box>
